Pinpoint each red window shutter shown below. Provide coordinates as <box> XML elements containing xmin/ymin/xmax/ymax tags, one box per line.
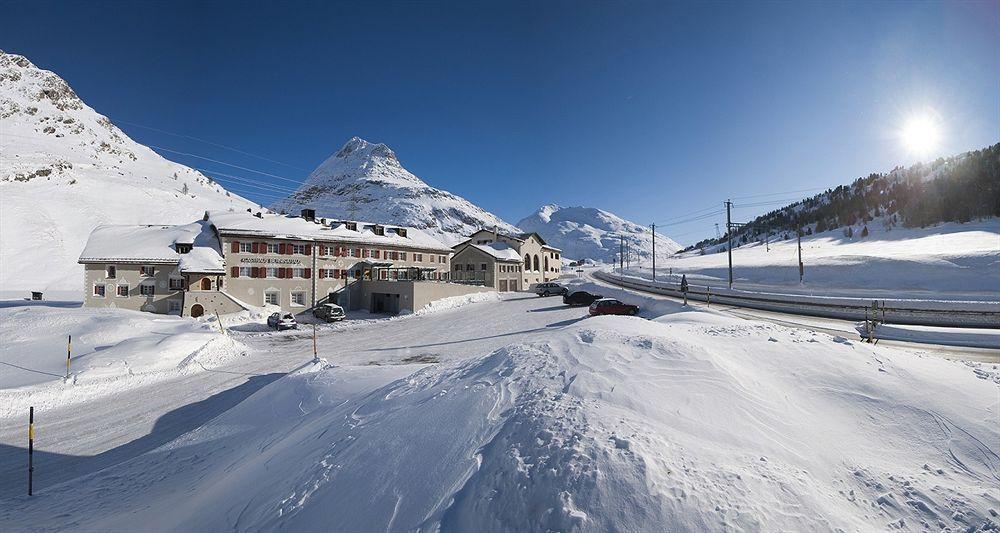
<box><xmin>250</xmin><ymin>242</ymin><xmax>258</xmax><ymax>254</ymax></box>
<box><xmin>231</xmin><ymin>266</ymin><xmax>239</xmax><ymax>277</ymax></box>
<box><xmin>250</xmin><ymin>267</ymin><xmax>257</xmax><ymax>278</ymax></box>
<box><xmin>285</xmin><ymin>244</ymin><xmax>294</xmax><ymax>255</ymax></box>
<box><xmin>304</xmin><ymin>245</ymin><xmax>312</xmax><ymax>256</ymax></box>
<box><xmin>304</xmin><ymin>268</ymin><xmax>312</xmax><ymax>278</ymax></box>
<box><xmin>232</xmin><ymin>241</ymin><xmax>240</xmax><ymax>253</ymax></box>
<box><xmin>373</xmin><ymin>249</ymin><xmax>380</xmax><ymax>259</ymax></box>
<box><xmin>259</xmin><ymin>242</ymin><xmax>267</xmax><ymax>253</ymax></box>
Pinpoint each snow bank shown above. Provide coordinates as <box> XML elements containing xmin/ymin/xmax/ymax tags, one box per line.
<box><xmin>5</xmin><ymin>307</ymin><xmax>996</xmax><ymax>531</ymax></box>
<box><xmin>413</xmin><ymin>290</ymin><xmax>502</xmax><ymax>316</ymax></box>
<box><xmin>861</xmin><ymin>323</ymin><xmax>1000</xmax><ymax>349</ymax></box>
<box><xmin>0</xmin><ymin>305</ymin><xmax>247</xmax><ymax>417</ymax></box>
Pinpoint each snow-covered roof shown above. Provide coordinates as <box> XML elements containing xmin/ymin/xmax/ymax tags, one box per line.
<box><xmin>471</xmin><ymin>242</ymin><xmax>522</xmax><ymax>262</ymax></box>
<box><xmin>208</xmin><ymin>210</ymin><xmax>452</xmax><ymax>252</ymax></box>
<box><xmin>78</xmin><ymin>221</ymin><xmax>224</xmax><ymax>272</ymax></box>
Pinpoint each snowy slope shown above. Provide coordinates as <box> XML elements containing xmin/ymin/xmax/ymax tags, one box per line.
<box><xmin>271</xmin><ymin>137</ymin><xmax>520</xmax><ymax>246</ymax></box>
<box><xmin>2</xmin><ymin>293</ymin><xmax>997</xmax><ymax>531</ymax></box>
<box><xmin>517</xmin><ymin>204</ymin><xmax>681</xmax><ymax>262</ymax></box>
<box><xmin>632</xmin><ymin>218</ymin><xmax>1000</xmax><ymax>300</ymax></box>
<box><xmin>0</xmin><ymin>52</ymin><xmax>255</xmax><ymax>293</ymax></box>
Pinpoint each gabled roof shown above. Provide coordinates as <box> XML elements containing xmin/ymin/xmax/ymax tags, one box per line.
<box><xmin>78</xmin><ymin>221</ymin><xmax>224</xmax><ymax>272</ymax></box>
<box><xmin>453</xmin><ymin>241</ymin><xmax>522</xmax><ymax>262</ymax></box>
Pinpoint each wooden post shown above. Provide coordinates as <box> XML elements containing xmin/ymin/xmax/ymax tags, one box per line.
<box><xmin>66</xmin><ymin>334</ymin><xmax>71</xmax><ymax>379</ymax></box>
<box><xmin>312</xmin><ymin>324</ymin><xmax>319</xmax><ymax>364</ymax></box>
<box><xmin>215</xmin><ymin>311</ymin><xmax>226</xmax><ymax>335</ymax></box>
<box><xmin>28</xmin><ymin>406</ymin><xmax>34</xmax><ymax>496</ymax></box>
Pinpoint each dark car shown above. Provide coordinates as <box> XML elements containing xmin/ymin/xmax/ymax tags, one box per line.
<box><xmin>267</xmin><ymin>312</ymin><xmax>298</xmax><ymax>330</ymax></box>
<box><xmin>563</xmin><ymin>290</ymin><xmax>603</xmax><ymax>306</ymax></box>
<box><xmin>313</xmin><ymin>303</ymin><xmax>346</xmax><ymax>323</ymax></box>
<box><xmin>588</xmin><ymin>298</ymin><xmax>639</xmax><ymax>316</ymax></box>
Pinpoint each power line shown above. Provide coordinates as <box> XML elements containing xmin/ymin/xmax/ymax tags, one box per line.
<box><xmin>146</xmin><ymin>144</ymin><xmax>305</xmax><ymax>185</ymax></box>
<box><xmin>730</xmin><ymin>186</ymin><xmax>832</xmax><ymax>201</ymax></box>
<box><xmin>113</xmin><ymin>119</ymin><xmax>311</xmax><ymax>172</ymax></box>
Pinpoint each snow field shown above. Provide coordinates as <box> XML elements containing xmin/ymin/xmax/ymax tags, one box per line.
<box><xmin>2</xmin><ymin>294</ymin><xmax>997</xmax><ymax>531</ymax></box>
<box><xmin>0</xmin><ymin>305</ymin><xmax>248</xmax><ymax>418</ymax></box>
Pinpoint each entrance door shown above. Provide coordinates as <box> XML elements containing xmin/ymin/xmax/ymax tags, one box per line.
<box><xmin>190</xmin><ymin>304</ymin><xmax>205</xmax><ymax>318</ymax></box>
<box><xmin>499</xmin><ymin>279</ymin><xmax>508</xmax><ymax>292</ymax></box>
<box><xmin>200</xmin><ymin>278</ymin><xmax>211</xmax><ymax>290</ymax></box>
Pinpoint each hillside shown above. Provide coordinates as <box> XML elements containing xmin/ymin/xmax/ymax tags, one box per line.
<box><xmin>517</xmin><ymin>204</ymin><xmax>681</xmax><ymax>263</ymax></box>
<box><xmin>0</xmin><ymin>51</ymin><xmax>255</xmax><ymax>293</ymax></box>
<box><xmin>271</xmin><ymin>137</ymin><xmax>519</xmax><ymax>245</ymax></box>
<box><xmin>687</xmin><ymin>144</ymin><xmax>1000</xmax><ymax>252</ymax></box>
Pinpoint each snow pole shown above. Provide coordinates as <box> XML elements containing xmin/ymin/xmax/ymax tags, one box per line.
<box><xmin>707</xmin><ymin>286</ymin><xmax>711</xmax><ymax>307</ymax></box>
<box><xmin>66</xmin><ymin>334</ymin><xmax>71</xmax><ymax>379</ymax></box>
<box><xmin>215</xmin><ymin>311</ymin><xmax>225</xmax><ymax>335</ymax></box>
<box><xmin>312</xmin><ymin>324</ymin><xmax>319</xmax><ymax>364</ymax></box>
<box><xmin>28</xmin><ymin>406</ymin><xmax>34</xmax><ymax>496</ymax></box>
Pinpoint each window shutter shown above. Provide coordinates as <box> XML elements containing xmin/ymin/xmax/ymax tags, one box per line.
<box><xmin>231</xmin><ymin>266</ymin><xmax>239</xmax><ymax>278</ymax></box>
<box><xmin>232</xmin><ymin>241</ymin><xmax>240</xmax><ymax>253</ymax></box>
<box><xmin>304</xmin><ymin>245</ymin><xmax>312</xmax><ymax>256</ymax></box>
<box><xmin>285</xmin><ymin>245</ymin><xmax>293</xmax><ymax>255</ymax></box>
<box><xmin>304</xmin><ymin>268</ymin><xmax>312</xmax><ymax>278</ymax></box>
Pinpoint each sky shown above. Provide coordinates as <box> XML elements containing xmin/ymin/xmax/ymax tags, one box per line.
<box><xmin>4</xmin><ymin>0</ymin><xmax>998</xmax><ymax>244</ymax></box>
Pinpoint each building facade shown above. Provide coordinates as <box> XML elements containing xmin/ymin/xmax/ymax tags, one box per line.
<box><xmin>461</xmin><ymin>229</ymin><xmax>562</xmax><ymax>289</ymax></box>
<box><xmin>450</xmin><ymin>241</ymin><xmax>523</xmax><ymax>291</ymax></box>
<box><xmin>80</xmin><ymin>210</ymin><xmax>488</xmax><ymax>317</ymax></box>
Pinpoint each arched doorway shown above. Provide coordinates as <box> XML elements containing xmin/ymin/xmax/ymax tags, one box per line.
<box><xmin>201</xmin><ymin>278</ymin><xmax>211</xmax><ymax>290</ymax></box>
<box><xmin>190</xmin><ymin>304</ymin><xmax>205</xmax><ymax>318</ymax></box>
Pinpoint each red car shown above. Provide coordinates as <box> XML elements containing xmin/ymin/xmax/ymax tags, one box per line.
<box><xmin>588</xmin><ymin>298</ymin><xmax>639</xmax><ymax>316</ymax></box>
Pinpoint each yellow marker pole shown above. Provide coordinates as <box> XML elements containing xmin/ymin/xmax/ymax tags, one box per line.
<box><xmin>28</xmin><ymin>406</ymin><xmax>34</xmax><ymax>496</ymax></box>
<box><xmin>66</xmin><ymin>334</ymin><xmax>71</xmax><ymax>379</ymax></box>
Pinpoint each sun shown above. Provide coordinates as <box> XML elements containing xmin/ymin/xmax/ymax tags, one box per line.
<box><xmin>899</xmin><ymin>113</ymin><xmax>942</xmax><ymax>157</ymax></box>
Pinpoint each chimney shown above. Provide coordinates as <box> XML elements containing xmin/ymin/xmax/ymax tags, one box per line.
<box><xmin>203</xmin><ymin>210</ymin><xmax>210</xmax><ymax>221</ymax></box>
<box><xmin>254</xmin><ymin>211</ymin><xmax>263</xmax><ymax>218</ymax></box>
<box><xmin>301</xmin><ymin>208</ymin><xmax>316</xmax><ymax>222</ymax></box>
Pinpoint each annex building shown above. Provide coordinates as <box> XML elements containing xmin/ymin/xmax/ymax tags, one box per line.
<box><xmin>451</xmin><ymin>228</ymin><xmax>562</xmax><ymax>291</ymax></box>
<box><xmin>79</xmin><ymin>209</ymin><xmax>489</xmax><ymax>317</ymax></box>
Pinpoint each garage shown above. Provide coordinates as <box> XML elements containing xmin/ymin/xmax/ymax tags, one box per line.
<box><xmin>371</xmin><ymin>292</ymin><xmax>401</xmax><ymax>314</ymax></box>
<box><xmin>498</xmin><ymin>279</ymin><xmax>508</xmax><ymax>292</ymax></box>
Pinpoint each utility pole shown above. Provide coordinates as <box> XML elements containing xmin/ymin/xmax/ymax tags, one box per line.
<box><xmin>651</xmin><ymin>223</ymin><xmax>656</xmax><ymax>282</ymax></box>
<box><xmin>619</xmin><ymin>235</ymin><xmax>624</xmax><ymax>273</ymax></box>
<box><xmin>725</xmin><ymin>200</ymin><xmax>733</xmax><ymax>289</ymax></box>
<box><xmin>797</xmin><ymin>229</ymin><xmax>804</xmax><ymax>283</ymax></box>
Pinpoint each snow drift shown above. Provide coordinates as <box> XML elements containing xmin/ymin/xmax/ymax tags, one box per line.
<box><xmin>4</xmin><ymin>306</ymin><xmax>997</xmax><ymax>531</ymax></box>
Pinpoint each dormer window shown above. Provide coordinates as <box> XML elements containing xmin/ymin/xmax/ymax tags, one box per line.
<box><xmin>175</xmin><ymin>243</ymin><xmax>192</xmax><ymax>254</ymax></box>
<box><xmin>373</xmin><ymin>225</ymin><xmax>385</xmax><ymax>236</ymax></box>
<box><xmin>396</xmin><ymin>228</ymin><xmax>407</xmax><ymax>238</ymax></box>
<box><xmin>345</xmin><ymin>222</ymin><xmax>357</xmax><ymax>231</ymax></box>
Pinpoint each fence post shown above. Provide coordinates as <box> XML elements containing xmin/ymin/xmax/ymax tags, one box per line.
<box><xmin>66</xmin><ymin>334</ymin><xmax>71</xmax><ymax>380</ymax></box>
<box><xmin>28</xmin><ymin>406</ymin><xmax>34</xmax><ymax>496</ymax></box>
<box><xmin>706</xmin><ymin>286</ymin><xmax>711</xmax><ymax>307</ymax></box>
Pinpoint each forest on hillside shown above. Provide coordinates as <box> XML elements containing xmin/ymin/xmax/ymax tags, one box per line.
<box><xmin>685</xmin><ymin>143</ymin><xmax>1000</xmax><ymax>252</ymax></box>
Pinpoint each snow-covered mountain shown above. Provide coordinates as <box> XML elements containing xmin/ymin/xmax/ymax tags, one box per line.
<box><xmin>271</xmin><ymin>137</ymin><xmax>519</xmax><ymax>245</ymax></box>
<box><xmin>517</xmin><ymin>204</ymin><xmax>681</xmax><ymax>263</ymax></box>
<box><xmin>0</xmin><ymin>51</ymin><xmax>255</xmax><ymax>293</ymax></box>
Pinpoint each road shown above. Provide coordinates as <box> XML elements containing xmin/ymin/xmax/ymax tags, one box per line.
<box><xmin>581</xmin><ymin>269</ymin><xmax>1000</xmax><ymax>363</ymax></box>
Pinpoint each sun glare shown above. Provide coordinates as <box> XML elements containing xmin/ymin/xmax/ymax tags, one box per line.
<box><xmin>900</xmin><ymin>113</ymin><xmax>942</xmax><ymax>157</ymax></box>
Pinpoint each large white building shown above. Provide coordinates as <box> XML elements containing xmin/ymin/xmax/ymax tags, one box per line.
<box><xmin>79</xmin><ymin>209</ymin><xmax>489</xmax><ymax>317</ymax></box>
<box><xmin>451</xmin><ymin>228</ymin><xmax>562</xmax><ymax>291</ymax></box>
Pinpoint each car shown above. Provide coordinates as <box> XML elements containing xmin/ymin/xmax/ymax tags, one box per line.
<box><xmin>534</xmin><ymin>282</ymin><xmax>568</xmax><ymax>297</ymax></box>
<box><xmin>313</xmin><ymin>303</ymin><xmax>346</xmax><ymax>322</ymax></box>
<box><xmin>588</xmin><ymin>298</ymin><xmax>639</xmax><ymax>316</ymax></box>
<box><xmin>563</xmin><ymin>290</ymin><xmax>603</xmax><ymax>306</ymax></box>
<box><xmin>267</xmin><ymin>312</ymin><xmax>298</xmax><ymax>330</ymax></box>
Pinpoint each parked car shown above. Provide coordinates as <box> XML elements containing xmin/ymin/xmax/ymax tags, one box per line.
<box><xmin>313</xmin><ymin>303</ymin><xmax>346</xmax><ymax>322</ymax></box>
<box><xmin>588</xmin><ymin>298</ymin><xmax>639</xmax><ymax>316</ymax></box>
<box><xmin>534</xmin><ymin>282</ymin><xmax>568</xmax><ymax>297</ymax></box>
<box><xmin>563</xmin><ymin>290</ymin><xmax>603</xmax><ymax>306</ymax></box>
<box><xmin>267</xmin><ymin>312</ymin><xmax>298</xmax><ymax>330</ymax></box>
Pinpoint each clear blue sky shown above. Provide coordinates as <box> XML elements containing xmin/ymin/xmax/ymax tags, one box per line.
<box><xmin>5</xmin><ymin>0</ymin><xmax>998</xmax><ymax>244</ymax></box>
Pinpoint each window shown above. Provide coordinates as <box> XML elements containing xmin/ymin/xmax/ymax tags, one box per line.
<box><xmin>200</xmin><ymin>278</ymin><xmax>212</xmax><ymax>290</ymax></box>
<box><xmin>351</xmin><ymin>248</ymin><xmax>359</xmax><ymax>258</ymax></box>
<box><xmin>240</xmin><ymin>242</ymin><xmax>253</xmax><ymax>253</ymax></box>
<box><xmin>454</xmin><ymin>264</ymin><xmax>462</xmax><ymax>271</ymax></box>
<box><xmin>372</xmin><ymin>249</ymin><xmax>381</xmax><ymax>259</ymax></box>
<box><xmin>524</xmin><ymin>254</ymin><xmax>531</xmax><ymax>271</ymax></box>
<box><xmin>345</xmin><ymin>222</ymin><xmax>357</xmax><ymax>231</ymax></box>
<box><xmin>373</xmin><ymin>225</ymin><xmax>385</xmax><ymax>236</ymax></box>
<box><xmin>480</xmin><ymin>263</ymin><xmax>488</xmax><ymax>271</ymax></box>
<box><xmin>414</xmin><ymin>253</ymin><xmax>423</xmax><ymax>262</ymax></box>
<box><xmin>176</xmin><ymin>243</ymin><xmax>192</xmax><ymax>254</ymax></box>
<box><xmin>400</xmin><ymin>252</ymin><xmax>407</xmax><ymax>261</ymax></box>
<box><xmin>140</xmin><ymin>283</ymin><xmax>155</xmax><ymax>297</ymax></box>
<box><xmin>239</xmin><ymin>267</ymin><xmax>252</xmax><ymax>277</ymax></box>
<box><xmin>466</xmin><ymin>263</ymin><xmax>474</xmax><ymax>271</ymax></box>
<box><xmin>169</xmin><ymin>278</ymin><xmax>184</xmax><ymax>290</ymax></box>
<box><xmin>533</xmin><ymin>255</ymin><xmax>540</xmax><ymax>271</ymax></box>
<box><xmin>106</xmin><ymin>265</ymin><xmax>116</xmax><ymax>279</ymax></box>
<box><xmin>268</xmin><ymin>243</ymin><xmax>280</xmax><ymax>254</ymax></box>
<box><xmin>168</xmin><ymin>299</ymin><xmax>182</xmax><ymax>314</ymax></box>
<box><xmin>265</xmin><ymin>291</ymin><xmax>279</xmax><ymax>306</ymax></box>
<box><xmin>293</xmin><ymin>268</ymin><xmax>306</xmax><ymax>278</ymax></box>
<box><xmin>439</xmin><ymin>255</ymin><xmax>446</xmax><ymax>263</ymax></box>
<box><xmin>141</xmin><ymin>265</ymin><xmax>155</xmax><ymax>277</ymax></box>
<box><xmin>292</xmin><ymin>244</ymin><xmax>306</xmax><ymax>255</ymax></box>
<box><xmin>116</xmin><ymin>284</ymin><xmax>128</xmax><ymax>297</ymax></box>
<box><xmin>291</xmin><ymin>291</ymin><xmax>306</xmax><ymax>306</ymax></box>
<box><xmin>267</xmin><ymin>267</ymin><xmax>279</xmax><ymax>278</ymax></box>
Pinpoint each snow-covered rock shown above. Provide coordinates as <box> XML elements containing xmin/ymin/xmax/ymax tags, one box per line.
<box><xmin>271</xmin><ymin>137</ymin><xmax>520</xmax><ymax>246</ymax></box>
<box><xmin>517</xmin><ymin>204</ymin><xmax>681</xmax><ymax>263</ymax></box>
<box><xmin>0</xmin><ymin>52</ymin><xmax>256</xmax><ymax>293</ymax></box>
